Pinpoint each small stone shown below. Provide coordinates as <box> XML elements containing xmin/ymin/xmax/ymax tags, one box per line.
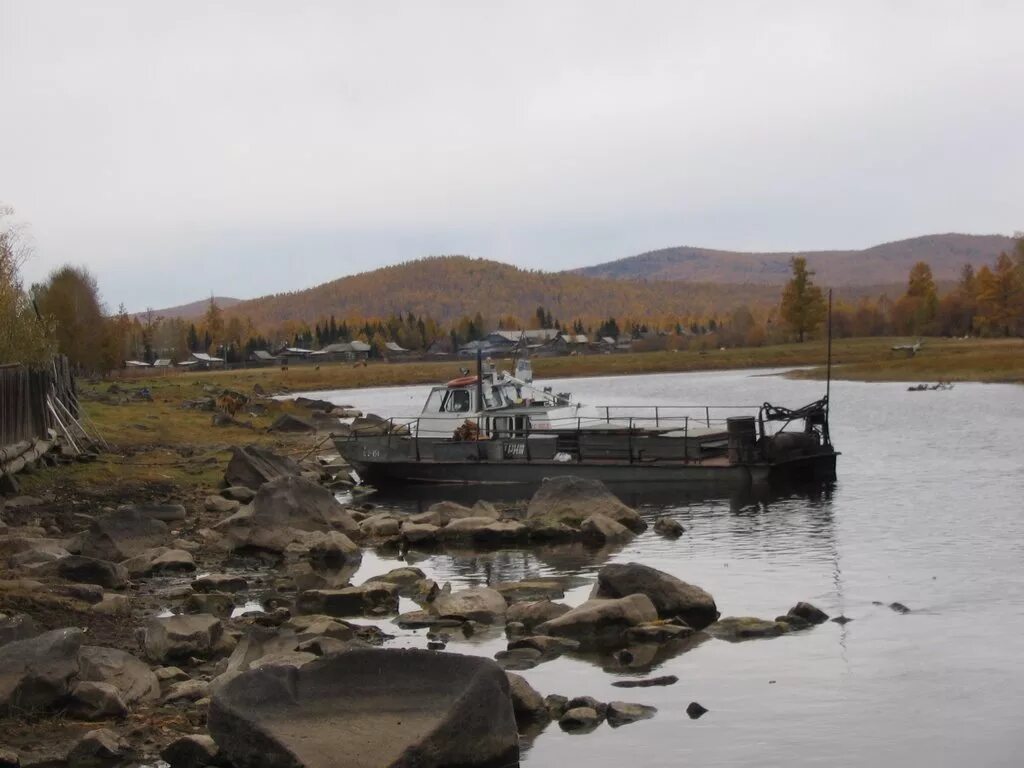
<box><xmin>160</xmin><ymin>734</ymin><xmax>219</xmax><ymax>768</ymax></box>
<box><xmin>611</xmin><ymin>675</ymin><xmax>678</xmax><ymax>688</ymax></box>
<box><xmin>66</xmin><ymin>728</ymin><xmax>126</xmax><ymax>768</ymax></box>
<box><xmin>544</xmin><ymin>693</ymin><xmax>569</xmax><ymax>719</ymax></box>
<box><xmin>567</xmin><ymin>695</ymin><xmax>607</xmax><ymax>717</ymax></box>
<box><xmin>831</xmin><ymin>615</ymin><xmax>853</xmax><ymax>625</ymax></box>
<box><xmin>776</xmin><ymin>614</ymin><xmax>812</xmax><ymax>630</ymax></box>
<box><xmin>686</xmin><ymin>701</ymin><xmax>708</xmax><ymax>719</ymax></box>
<box><xmin>505</xmin><ymin>672</ymin><xmax>548</xmax><ymax>724</ymax></box>
<box><xmin>90</xmin><ymin>594</ymin><xmax>129</xmax><ymax>615</ymax></box>
<box><xmin>192</xmin><ymin>574</ymin><xmax>248</xmax><ymax>593</ymax></box>
<box><xmin>68</xmin><ymin>681</ymin><xmax>128</xmax><ymax>720</ymax></box>
<box><xmin>155</xmin><ymin>666</ymin><xmax>190</xmax><ymax>682</ymax></box>
<box><xmin>183</xmin><ymin>592</ymin><xmax>236</xmax><ymax>618</ymax></box>
<box><xmin>559</xmin><ymin>706</ymin><xmax>602</xmax><ymax>732</ymax></box>
<box><xmin>206</xmin><ymin>495</ymin><xmax>241</xmax><ymax>514</ymax></box>
<box><xmin>787</xmin><ymin>601</ymin><xmax>829</xmax><ymax>624</ymax></box>
<box><xmin>222</xmin><ymin>486</ymin><xmax>257</xmax><ymax>503</ymax></box>
<box><xmin>889</xmin><ymin>602</ymin><xmax>911</xmax><ymax>614</ymax></box>
<box><xmin>653</xmin><ymin>516</ymin><xmax>684</xmax><ymax>537</ymax></box>
<box><xmin>164</xmin><ymin>679</ymin><xmax>210</xmax><ymax>703</ymax></box>
<box><xmin>606</xmin><ymin>701</ymin><xmax>657</xmax><ymax>726</ymax></box>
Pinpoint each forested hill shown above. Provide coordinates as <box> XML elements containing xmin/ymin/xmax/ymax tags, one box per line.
<box><xmin>224</xmin><ymin>256</ymin><xmax>786</xmax><ymax>328</ymax></box>
<box><xmin>134</xmin><ymin>296</ymin><xmax>241</xmax><ymax>320</ymax></box>
<box><xmin>576</xmin><ymin>234</ymin><xmax>1016</xmax><ymax>286</ymax></box>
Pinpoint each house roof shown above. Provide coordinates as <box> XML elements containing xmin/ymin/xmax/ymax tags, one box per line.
<box><xmin>350</xmin><ymin>341</ymin><xmax>371</xmax><ymax>352</ymax></box>
<box><xmin>282</xmin><ymin>347</ymin><xmax>312</xmax><ymax>355</ymax></box>
<box><xmin>321</xmin><ymin>343</ymin><xmax>352</xmax><ymax>353</ymax></box>
<box><xmin>384</xmin><ymin>342</ymin><xmax>409</xmax><ymax>352</ymax></box>
<box><xmin>192</xmin><ymin>352</ymin><xmax>224</xmax><ymax>363</ymax></box>
<box><xmin>153</xmin><ymin>359</ymin><xmax>172</xmax><ymax>367</ymax></box>
<box><xmin>600</xmin><ymin>336</ymin><xmax>616</xmax><ymax>345</ymax></box>
<box><xmin>251</xmin><ymin>350</ymin><xmax>277</xmax><ymax>360</ymax></box>
<box><xmin>558</xmin><ymin>334</ymin><xmax>588</xmax><ymax>344</ymax></box>
<box><xmin>125</xmin><ymin>360</ymin><xmax>151</xmax><ymax>367</ymax></box>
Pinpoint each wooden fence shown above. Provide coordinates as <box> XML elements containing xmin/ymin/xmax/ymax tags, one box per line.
<box><xmin>0</xmin><ymin>356</ymin><xmax>77</xmax><ymax>452</ymax></box>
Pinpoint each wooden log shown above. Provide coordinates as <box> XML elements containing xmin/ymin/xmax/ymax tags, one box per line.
<box><xmin>0</xmin><ymin>440</ymin><xmax>54</xmax><ymax>476</ymax></box>
<box><xmin>0</xmin><ymin>440</ymin><xmax>32</xmax><ymax>464</ymax></box>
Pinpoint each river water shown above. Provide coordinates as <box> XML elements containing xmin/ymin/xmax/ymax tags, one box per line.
<box><xmin>303</xmin><ymin>368</ymin><xmax>1024</xmax><ymax>767</ymax></box>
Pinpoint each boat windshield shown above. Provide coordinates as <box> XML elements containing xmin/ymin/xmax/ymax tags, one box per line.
<box><xmin>441</xmin><ymin>388</ymin><xmax>472</xmax><ymax>413</ymax></box>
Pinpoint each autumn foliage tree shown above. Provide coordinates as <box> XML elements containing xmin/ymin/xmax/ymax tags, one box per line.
<box><xmin>779</xmin><ymin>257</ymin><xmax>826</xmax><ymax>342</ymax></box>
<box><xmin>33</xmin><ymin>265</ymin><xmax>107</xmax><ymax>372</ymax></box>
<box><xmin>892</xmin><ymin>261</ymin><xmax>938</xmax><ymax>335</ymax></box>
<box><xmin>0</xmin><ymin>207</ymin><xmax>54</xmax><ymax>365</ymax></box>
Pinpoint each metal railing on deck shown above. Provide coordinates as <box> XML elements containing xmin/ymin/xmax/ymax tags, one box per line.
<box><xmin>348</xmin><ymin>403</ymin><xmax>763</xmax><ymax>466</ymax></box>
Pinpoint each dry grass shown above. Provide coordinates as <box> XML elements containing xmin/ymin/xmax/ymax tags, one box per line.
<box><xmin>108</xmin><ymin>336</ymin><xmax>1024</xmax><ymax>395</ymax></box>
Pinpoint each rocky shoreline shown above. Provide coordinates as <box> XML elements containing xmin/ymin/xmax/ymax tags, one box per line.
<box><xmin>2</xmin><ymin>445</ymin><xmax>839</xmax><ymax>768</ymax></box>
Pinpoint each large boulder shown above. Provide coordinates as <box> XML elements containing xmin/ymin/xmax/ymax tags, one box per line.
<box><xmin>78</xmin><ymin>508</ymin><xmax>170</xmax><ymax>561</ymax></box>
<box><xmin>526</xmin><ymin>476</ymin><xmax>645</xmax><ymax>532</ymax></box>
<box><xmin>432</xmin><ymin>587</ymin><xmax>507</xmax><ymax>624</ymax></box>
<box><xmin>143</xmin><ymin>614</ymin><xmax>223</xmax><ymax>663</ymax></box>
<box><xmin>208</xmin><ymin>649</ymin><xmax>518</xmax><ymax>768</ymax></box>
<box><xmin>594</xmin><ymin>562</ymin><xmax>719</xmax><ymax>630</ymax></box>
<box><xmin>0</xmin><ymin>628</ymin><xmax>83</xmax><ymax>715</ymax></box>
<box><xmin>218</xmin><ymin>476</ymin><xmax>359</xmax><ymax>552</ymax></box>
<box><xmin>536</xmin><ymin>595</ymin><xmax>658</xmax><ymax>641</ymax></box>
<box><xmin>224</xmin><ymin>445</ymin><xmax>301</xmax><ymax>491</ymax></box>
<box><xmin>77</xmin><ymin>646</ymin><xmax>160</xmax><ymax>705</ymax></box>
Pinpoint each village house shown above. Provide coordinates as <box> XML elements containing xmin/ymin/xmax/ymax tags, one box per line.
<box><xmin>190</xmin><ymin>352</ymin><xmax>225</xmax><ymax>369</ymax></box>
<box><xmin>319</xmin><ymin>341</ymin><xmax>371</xmax><ymax>362</ymax></box>
<box><xmin>249</xmin><ymin>350</ymin><xmax>279</xmax><ymax>365</ymax></box>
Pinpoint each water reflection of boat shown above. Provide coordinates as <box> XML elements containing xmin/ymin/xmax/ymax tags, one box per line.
<box><xmin>335</xmin><ymin>358</ymin><xmax>838</xmax><ymax>489</ymax></box>
<box><xmin>367</xmin><ymin>474</ymin><xmax>837</xmax><ymax>516</ymax></box>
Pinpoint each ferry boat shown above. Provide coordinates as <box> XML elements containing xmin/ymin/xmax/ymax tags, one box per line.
<box><xmin>333</xmin><ymin>357</ymin><xmax>838</xmax><ymax>488</ymax></box>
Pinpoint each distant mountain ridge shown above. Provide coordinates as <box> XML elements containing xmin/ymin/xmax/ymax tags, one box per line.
<box><xmin>221</xmin><ymin>256</ymin><xmax>786</xmax><ymax>329</ymax></box>
<box><xmin>576</xmin><ymin>233</ymin><xmax>1015</xmax><ymax>286</ymax></box>
<box><xmin>141</xmin><ymin>233</ymin><xmax>1016</xmax><ymax>327</ymax></box>
<box><xmin>134</xmin><ymin>296</ymin><xmax>241</xmax><ymax>320</ymax></box>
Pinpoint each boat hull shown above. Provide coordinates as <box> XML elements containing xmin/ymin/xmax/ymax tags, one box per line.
<box><xmin>337</xmin><ymin>438</ymin><xmax>837</xmax><ymax>489</ymax></box>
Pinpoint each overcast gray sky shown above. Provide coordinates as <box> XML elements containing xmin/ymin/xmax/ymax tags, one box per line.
<box><xmin>2</xmin><ymin>1</ymin><xmax>1022</xmax><ymax>311</ymax></box>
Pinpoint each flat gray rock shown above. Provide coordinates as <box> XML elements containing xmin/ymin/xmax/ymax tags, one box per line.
<box><xmin>208</xmin><ymin>648</ymin><xmax>518</xmax><ymax>768</ymax></box>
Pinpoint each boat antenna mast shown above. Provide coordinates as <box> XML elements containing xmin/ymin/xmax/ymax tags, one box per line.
<box><xmin>824</xmin><ymin>288</ymin><xmax>833</xmax><ymax>445</ymax></box>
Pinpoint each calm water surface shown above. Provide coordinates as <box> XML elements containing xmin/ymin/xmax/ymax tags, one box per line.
<box><xmin>305</xmin><ymin>369</ymin><xmax>1024</xmax><ymax>767</ymax></box>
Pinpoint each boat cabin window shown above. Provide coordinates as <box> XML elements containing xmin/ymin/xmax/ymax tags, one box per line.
<box><xmin>442</xmin><ymin>388</ymin><xmax>473</xmax><ymax>413</ymax></box>
<box><xmin>422</xmin><ymin>388</ymin><xmax>444</xmax><ymax>414</ymax></box>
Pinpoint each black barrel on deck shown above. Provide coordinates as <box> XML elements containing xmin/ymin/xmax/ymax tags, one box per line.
<box><xmin>726</xmin><ymin>416</ymin><xmax>757</xmax><ymax>464</ymax></box>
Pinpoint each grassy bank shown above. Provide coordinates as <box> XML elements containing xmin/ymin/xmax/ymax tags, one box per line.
<box><xmin>113</xmin><ymin>335</ymin><xmax>1024</xmax><ymax>394</ymax></box>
